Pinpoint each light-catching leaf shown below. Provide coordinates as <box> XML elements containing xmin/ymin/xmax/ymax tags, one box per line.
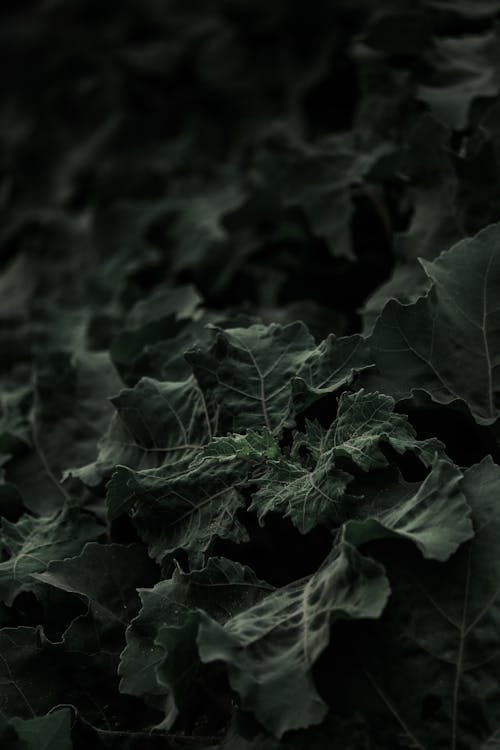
<box><xmin>186</xmin><ymin>322</ymin><xmax>316</xmax><ymax>433</ymax></box>
<box><xmin>370</xmin><ymin>222</ymin><xmax>500</xmax><ymax>424</ymax></box>
<box><xmin>198</xmin><ymin>543</ymin><xmax>390</xmax><ymax>737</ymax></box>
<box><xmin>119</xmin><ymin>558</ymin><xmax>272</xmax><ymax>726</ymax></box>
<box><xmin>343</xmin><ymin>458</ymin><xmax>473</xmax><ymax>561</ymax></box>
<box><xmin>346</xmin><ymin>456</ymin><xmax>500</xmax><ymax>749</ymax></box>
<box><xmin>72</xmin><ymin>375</ymin><xmax>213</xmax><ymax>486</ymax></box>
<box><xmin>206</xmin><ymin>390</ymin><xmax>443</xmax><ymax>534</ymax></box>
<box><xmin>107</xmin><ymin>461</ymin><xmax>249</xmax><ymax>569</ymax></box>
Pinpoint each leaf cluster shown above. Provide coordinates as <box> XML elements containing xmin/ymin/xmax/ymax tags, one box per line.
<box><xmin>2</xmin><ymin>1</ymin><xmax>500</xmax><ymax>748</ymax></box>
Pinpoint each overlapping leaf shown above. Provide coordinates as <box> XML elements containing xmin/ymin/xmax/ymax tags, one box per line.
<box><xmin>336</xmin><ymin>456</ymin><xmax>500</xmax><ymax>748</ymax></box>
<box><xmin>203</xmin><ymin>390</ymin><xmax>443</xmax><ymax>533</ymax></box>
<box><xmin>73</xmin><ymin>375</ymin><xmax>214</xmax><ymax>487</ymax></box>
<box><xmin>0</xmin><ymin>509</ymin><xmax>102</xmax><ymax>605</ymax></box>
<box><xmin>34</xmin><ymin>543</ymin><xmax>158</xmax><ymax>641</ymax></box>
<box><xmin>186</xmin><ymin>322</ymin><xmax>316</xmax><ymax>434</ymax></box>
<box><xmin>107</xmin><ymin>460</ymin><xmax>249</xmax><ymax>569</ymax></box>
<box><xmin>198</xmin><ymin>543</ymin><xmax>390</xmax><ymax>736</ymax></box>
<box><xmin>6</xmin><ymin>709</ymin><xmax>73</xmax><ymax>750</ymax></box>
<box><xmin>342</xmin><ymin>459</ymin><xmax>473</xmax><ymax>561</ymax></box>
<box><xmin>370</xmin><ymin>222</ymin><xmax>500</xmax><ymax>424</ymax></box>
<box><xmin>5</xmin><ymin>351</ymin><xmax>121</xmax><ymax>513</ymax></box>
<box><xmin>2</xmin><ymin>1</ymin><xmax>500</xmax><ymax>748</ymax></box>
<box><xmin>120</xmin><ymin>558</ymin><xmax>272</xmax><ymax>725</ymax></box>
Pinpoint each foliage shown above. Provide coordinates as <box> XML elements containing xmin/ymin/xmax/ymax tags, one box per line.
<box><xmin>2</xmin><ymin>1</ymin><xmax>500</xmax><ymax>748</ymax></box>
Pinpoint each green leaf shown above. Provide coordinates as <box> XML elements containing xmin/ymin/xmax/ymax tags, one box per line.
<box><xmin>169</xmin><ymin>183</ymin><xmax>246</xmax><ymax>277</ymax></box>
<box><xmin>209</xmin><ymin>390</ymin><xmax>443</xmax><ymax>534</ymax></box>
<box><xmin>4</xmin><ymin>1</ymin><xmax>500</xmax><ymax>745</ymax></box>
<box><xmin>119</xmin><ymin>558</ymin><xmax>272</xmax><ymax>726</ymax></box>
<box><xmin>72</xmin><ymin>375</ymin><xmax>213</xmax><ymax>487</ymax></box>
<box><xmin>0</xmin><ymin>383</ymin><xmax>31</xmax><ymax>455</ymax></box>
<box><xmin>291</xmin><ymin>334</ymin><xmax>372</xmax><ymax>412</ymax></box>
<box><xmin>198</xmin><ymin>430</ymin><xmax>280</xmax><ymax>463</ymax></box>
<box><xmin>0</xmin><ymin>509</ymin><xmax>102</xmax><ymax>606</ymax></box>
<box><xmin>250</xmin><ymin>451</ymin><xmax>351</xmax><ymax>534</ymax></box>
<box><xmin>10</xmin><ymin>709</ymin><xmax>73</xmax><ymax>750</ymax></box>
<box><xmin>345</xmin><ymin>456</ymin><xmax>500</xmax><ymax>748</ymax></box>
<box><xmin>107</xmin><ymin>461</ymin><xmax>249</xmax><ymax>568</ymax></box>
<box><xmin>417</xmin><ymin>29</ymin><xmax>500</xmax><ymax>130</ymax></box>
<box><xmin>186</xmin><ymin>322</ymin><xmax>316</xmax><ymax>433</ymax></box>
<box><xmin>6</xmin><ymin>351</ymin><xmax>121</xmax><ymax>513</ymax></box>
<box><xmin>33</xmin><ymin>543</ymin><xmax>158</xmax><ymax>637</ymax></box>
<box><xmin>249</xmin><ymin>127</ymin><xmax>391</xmax><ymax>259</ymax></box>
<box><xmin>370</xmin><ymin>222</ymin><xmax>500</xmax><ymax>424</ymax></box>
<box><xmin>322</xmin><ymin>389</ymin><xmax>442</xmax><ymax>471</ymax></box>
<box><xmin>198</xmin><ymin>543</ymin><xmax>389</xmax><ymax>737</ymax></box>
<box><xmin>343</xmin><ymin>458</ymin><xmax>473</xmax><ymax>561</ymax></box>
<box><xmin>0</xmin><ymin>626</ymin><xmax>63</xmax><ymax>718</ymax></box>
<box><xmin>109</xmin><ymin>286</ymin><xmax>209</xmax><ymax>385</ymax></box>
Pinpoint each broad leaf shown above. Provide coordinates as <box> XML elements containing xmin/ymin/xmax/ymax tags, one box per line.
<box><xmin>198</xmin><ymin>543</ymin><xmax>390</xmax><ymax>737</ymax></box>
<box><xmin>343</xmin><ymin>456</ymin><xmax>500</xmax><ymax>748</ymax></box>
<box><xmin>370</xmin><ymin>222</ymin><xmax>500</xmax><ymax>424</ymax></box>
<box><xmin>6</xmin><ymin>351</ymin><xmax>121</xmax><ymax>513</ymax></box>
<box><xmin>206</xmin><ymin>391</ymin><xmax>443</xmax><ymax>533</ymax></box>
<box><xmin>0</xmin><ymin>509</ymin><xmax>102</xmax><ymax>606</ymax></box>
<box><xmin>72</xmin><ymin>375</ymin><xmax>213</xmax><ymax>486</ymax></box>
<box><xmin>291</xmin><ymin>333</ymin><xmax>372</xmax><ymax>411</ymax></box>
<box><xmin>343</xmin><ymin>458</ymin><xmax>473</xmax><ymax>561</ymax></box>
<box><xmin>9</xmin><ymin>709</ymin><xmax>73</xmax><ymax>750</ymax></box>
<box><xmin>0</xmin><ymin>626</ymin><xmax>63</xmax><ymax>718</ymax></box>
<box><xmin>119</xmin><ymin>558</ymin><xmax>271</xmax><ymax>725</ymax></box>
<box><xmin>186</xmin><ymin>322</ymin><xmax>316</xmax><ymax>433</ymax></box>
<box><xmin>107</xmin><ymin>461</ymin><xmax>249</xmax><ymax>568</ymax></box>
<box><xmin>34</xmin><ymin>543</ymin><xmax>158</xmax><ymax>640</ymax></box>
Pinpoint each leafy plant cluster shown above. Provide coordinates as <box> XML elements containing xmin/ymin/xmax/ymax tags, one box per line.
<box><xmin>2</xmin><ymin>0</ymin><xmax>500</xmax><ymax>748</ymax></box>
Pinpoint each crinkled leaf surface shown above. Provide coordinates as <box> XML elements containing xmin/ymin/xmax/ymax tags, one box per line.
<box><xmin>320</xmin><ymin>389</ymin><xmax>442</xmax><ymax>470</ymax></box>
<box><xmin>340</xmin><ymin>456</ymin><xmax>500</xmax><ymax>749</ymax></box>
<box><xmin>198</xmin><ymin>543</ymin><xmax>390</xmax><ymax>737</ymax></box>
<box><xmin>186</xmin><ymin>322</ymin><xmax>316</xmax><ymax>433</ymax></box>
<box><xmin>73</xmin><ymin>375</ymin><xmax>213</xmax><ymax>487</ymax></box>
<box><xmin>107</xmin><ymin>460</ymin><xmax>248</xmax><ymax>568</ymax></box>
<box><xmin>120</xmin><ymin>558</ymin><xmax>272</xmax><ymax>725</ymax></box>
<box><xmin>343</xmin><ymin>458</ymin><xmax>473</xmax><ymax>560</ymax></box>
<box><xmin>291</xmin><ymin>334</ymin><xmax>372</xmax><ymax>412</ymax></box>
<box><xmin>249</xmin><ymin>448</ymin><xmax>351</xmax><ymax>534</ymax></box>
<box><xmin>3</xmin><ymin>1</ymin><xmax>500</xmax><ymax>748</ymax></box>
<box><xmin>205</xmin><ymin>390</ymin><xmax>443</xmax><ymax>533</ymax></box>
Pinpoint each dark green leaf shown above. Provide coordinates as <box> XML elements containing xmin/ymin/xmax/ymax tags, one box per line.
<box><xmin>198</xmin><ymin>543</ymin><xmax>389</xmax><ymax>737</ymax></box>
<box><xmin>370</xmin><ymin>222</ymin><xmax>500</xmax><ymax>424</ymax></box>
